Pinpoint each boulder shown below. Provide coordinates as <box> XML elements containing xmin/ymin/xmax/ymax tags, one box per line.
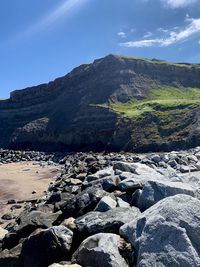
<box><xmin>82</xmin><ymin>176</ymin><xmax>118</xmax><ymax>192</ymax></box>
<box><xmin>85</xmin><ymin>167</ymin><xmax>114</xmax><ymax>182</ymax></box>
<box><xmin>75</xmin><ymin>207</ymin><xmax>140</xmax><ymax>237</ymax></box>
<box><xmin>0</xmin><ymin>227</ymin><xmax>8</xmax><ymax>241</ymax></box>
<box><xmin>120</xmin><ymin>194</ymin><xmax>200</xmax><ymax>266</ymax></box>
<box><xmin>0</xmin><ymin>243</ymin><xmax>22</xmax><ymax>267</ymax></box>
<box><xmin>60</xmin><ymin>188</ymin><xmax>108</xmax><ymax>219</ymax></box>
<box><xmin>94</xmin><ymin>196</ymin><xmax>117</xmax><ymax>212</ymax></box>
<box><xmin>3</xmin><ymin>211</ymin><xmax>61</xmax><ymax>250</ymax></box>
<box><xmin>137</xmin><ymin>180</ymin><xmax>196</xmax><ymax>211</ymax></box>
<box><xmin>22</xmin><ymin>226</ymin><xmax>73</xmax><ymax>267</ymax></box>
<box><xmin>150</xmin><ymin>154</ymin><xmax>161</xmax><ymax>163</ymax></box>
<box><xmin>72</xmin><ymin>233</ymin><xmax>129</xmax><ymax>267</ymax></box>
<box><xmin>114</xmin><ymin>162</ymin><xmax>162</xmax><ymax>177</ymax></box>
<box><xmin>17</xmin><ymin>210</ymin><xmax>61</xmax><ymax>231</ymax></box>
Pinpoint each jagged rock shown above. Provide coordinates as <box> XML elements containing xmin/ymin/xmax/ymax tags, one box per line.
<box><xmin>120</xmin><ymin>194</ymin><xmax>200</xmax><ymax>266</ymax></box>
<box><xmin>118</xmin><ymin>171</ymin><xmax>165</xmax><ymax>192</ymax></box>
<box><xmin>75</xmin><ymin>207</ymin><xmax>140</xmax><ymax>238</ymax></box>
<box><xmin>35</xmin><ymin>204</ymin><xmax>55</xmax><ymax>213</ymax></box>
<box><xmin>114</xmin><ymin>162</ymin><xmax>162</xmax><ymax>176</ymax></box>
<box><xmin>22</xmin><ymin>226</ymin><xmax>73</xmax><ymax>267</ymax></box>
<box><xmin>60</xmin><ymin>188</ymin><xmax>108</xmax><ymax>219</ymax></box>
<box><xmin>1</xmin><ymin>213</ymin><xmax>15</xmax><ymax>221</ymax></box>
<box><xmin>72</xmin><ymin>233</ymin><xmax>129</xmax><ymax>267</ymax></box>
<box><xmin>17</xmin><ymin>210</ymin><xmax>61</xmax><ymax>231</ymax></box>
<box><xmin>82</xmin><ymin>176</ymin><xmax>118</xmax><ymax>192</ymax></box>
<box><xmin>85</xmin><ymin>167</ymin><xmax>114</xmax><ymax>182</ymax></box>
<box><xmin>150</xmin><ymin>154</ymin><xmax>161</xmax><ymax>163</ymax></box>
<box><xmin>131</xmin><ymin>189</ymin><xmax>142</xmax><ymax>207</ymax></box>
<box><xmin>3</xmin><ymin>211</ymin><xmax>61</xmax><ymax>250</ymax></box>
<box><xmin>94</xmin><ymin>196</ymin><xmax>117</xmax><ymax>212</ymax></box>
<box><xmin>118</xmin><ymin>174</ymin><xmax>144</xmax><ymax>191</ymax></box>
<box><xmin>0</xmin><ymin>243</ymin><xmax>22</xmax><ymax>267</ymax></box>
<box><xmin>0</xmin><ymin>227</ymin><xmax>8</xmax><ymax>241</ymax></box>
<box><xmin>137</xmin><ymin>180</ymin><xmax>196</xmax><ymax>211</ymax></box>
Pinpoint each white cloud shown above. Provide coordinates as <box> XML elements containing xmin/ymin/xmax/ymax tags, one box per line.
<box><xmin>117</xmin><ymin>31</ymin><xmax>126</xmax><ymax>38</ymax></box>
<box><xmin>143</xmin><ymin>31</ymin><xmax>153</xmax><ymax>38</ymax></box>
<box><xmin>162</xmin><ymin>0</ymin><xmax>198</xmax><ymax>8</ymax></box>
<box><xmin>120</xmin><ymin>17</ymin><xmax>200</xmax><ymax>48</ymax></box>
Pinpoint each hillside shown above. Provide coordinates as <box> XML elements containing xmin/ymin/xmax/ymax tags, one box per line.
<box><xmin>0</xmin><ymin>54</ymin><xmax>200</xmax><ymax>152</ymax></box>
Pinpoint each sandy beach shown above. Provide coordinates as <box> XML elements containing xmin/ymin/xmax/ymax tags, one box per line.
<box><xmin>0</xmin><ymin>162</ymin><xmax>61</xmax><ymax>223</ymax></box>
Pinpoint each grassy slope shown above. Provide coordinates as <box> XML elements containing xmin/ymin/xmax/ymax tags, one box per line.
<box><xmin>109</xmin><ymin>87</ymin><xmax>200</xmax><ymax>148</ymax></box>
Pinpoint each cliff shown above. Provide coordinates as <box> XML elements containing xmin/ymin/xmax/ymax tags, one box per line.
<box><xmin>0</xmin><ymin>54</ymin><xmax>200</xmax><ymax>152</ymax></box>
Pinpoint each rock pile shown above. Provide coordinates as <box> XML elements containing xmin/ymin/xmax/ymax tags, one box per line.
<box><xmin>0</xmin><ymin>150</ymin><xmax>61</xmax><ymax>165</ymax></box>
<box><xmin>1</xmin><ymin>147</ymin><xmax>200</xmax><ymax>266</ymax></box>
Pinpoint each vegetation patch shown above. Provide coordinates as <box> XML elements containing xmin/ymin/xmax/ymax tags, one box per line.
<box><xmin>109</xmin><ymin>86</ymin><xmax>200</xmax><ymax>149</ymax></box>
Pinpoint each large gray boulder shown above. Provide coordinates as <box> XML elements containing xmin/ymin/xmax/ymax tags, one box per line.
<box><xmin>75</xmin><ymin>207</ymin><xmax>140</xmax><ymax>237</ymax></box>
<box><xmin>137</xmin><ymin>180</ymin><xmax>196</xmax><ymax>211</ymax></box>
<box><xmin>85</xmin><ymin>167</ymin><xmax>114</xmax><ymax>182</ymax></box>
<box><xmin>117</xmin><ymin>163</ymin><xmax>165</xmax><ymax>191</ymax></box>
<box><xmin>114</xmin><ymin>162</ymin><xmax>163</xmax><ymax>177</ymax></box>
<box><xmin>22</xmin><ymin>226</ymin><xmax>73</xmax><ymax>267</ymax></box>
<box><xmin>72</xmin><ymin>233</ymin><xmax>129</xmax><ymax>267</ymax></box>
<box><xmin>120</xmin><ymin>194</ymin><xmax>200</xmax><ymax>267</ymax></box>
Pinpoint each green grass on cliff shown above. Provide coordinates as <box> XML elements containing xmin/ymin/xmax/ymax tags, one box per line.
<box><xmin>111</xmin><ymin>87</ymin><xmax>200</xmax><ymax>117</ymax></box>
<box><xmin>111</xmin><ymin>54</ymin><xmax>200</xmax><ymax>69</ymax></box>
<box><xmin>109</xmin><ymin>87</ymin><xmax>200</xmax><ymax>147</ymax></box>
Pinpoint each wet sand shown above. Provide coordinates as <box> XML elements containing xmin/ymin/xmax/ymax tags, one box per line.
<box><xmin>0</xmin><ymin>162</ymin><xmax>61</xmax><ymax>224</ymax></box>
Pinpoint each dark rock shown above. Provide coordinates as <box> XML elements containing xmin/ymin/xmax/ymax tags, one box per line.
<box><xmin>94</xmin><ymin>196</ymin><xmax>117</xmax><ymax>212</ymax></box>
<box><xmin>59</xmin><ymin>188</ymin><xmax>108</xmax><ymax>219</ymax></box>
<box><xmin>3</xmin><ymin>211</ymin><xmax>61</xmax><ymax>250</ymax></box>
<box><xmin>0</xmin><ymin>244</ymin><xmax>23</xmax><ymax>267</ymax></box>
<box><xmin>75</xmin><ymin>207</ymin><xmax>140</xmax><ymax>238</ymax></box>
<box><xmin>22</xmin><ymin>226</ymin><xmax>73</xmax><ymax>267</ymax></box>
<box><xmin>2</xmin><ymin>213</ymin><xmax>14</xmax><ymax>221</ymax></box>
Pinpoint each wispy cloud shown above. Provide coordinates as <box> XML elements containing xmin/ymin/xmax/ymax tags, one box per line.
<box><xmin>143</xmin><ymin>31</ymin><xmax>153</xmax><ymax>38</ymax></box>
<box><xmin>3</xmin><ymin>0</ymin><xmax>87</xmax><ymax>47</ymax></box>
<box><xmin>117</xmin><ymin>31</ymin><xmax>126</xmax><ymax>38</ymax></box>
<box><xmin>120</xmin><ymin>17</ymin><xmax>200</xmax><ymax>48</ymax></box>
<box><xmin>28</xmin><ymin>0</ymin><xmax>87</xmax><ymax>34</ymax></box>
<box><xmin>162</xmin><ymin>0</ymin><xmax>198</xmax><ymax>8</ymax></box>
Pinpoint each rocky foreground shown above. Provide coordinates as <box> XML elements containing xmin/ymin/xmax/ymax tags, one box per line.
<box><xmin>1</xmin><ymin>148</ymin><xmax>200</xmax><ymax>266</ymax></box>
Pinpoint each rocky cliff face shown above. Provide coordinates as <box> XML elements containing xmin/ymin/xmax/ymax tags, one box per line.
<box><xmin>1</xmin><ymin>54</ymin><xmax>200</xmax><ymax>152</ymax></box>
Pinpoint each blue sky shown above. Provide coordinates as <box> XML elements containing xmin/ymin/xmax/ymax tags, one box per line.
<box><xmin>1</xmin><ymin>0</ymin><xmax>200</xmax><ymax>98</ymax></box>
